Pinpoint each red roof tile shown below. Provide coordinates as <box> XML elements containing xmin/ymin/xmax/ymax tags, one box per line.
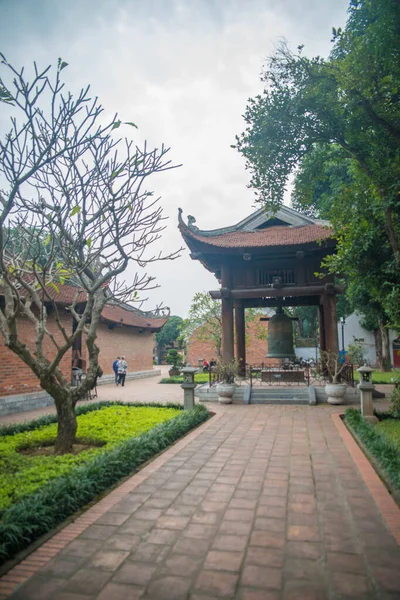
<box><xmin>101</xmin><ymin>305</ymin><xmax>168</xmax><ymax>330</ymax></box>
<box><xmin>181</xmin><ymin>224</ymin><xmax>332</xmax><ymax>248</ymax></box>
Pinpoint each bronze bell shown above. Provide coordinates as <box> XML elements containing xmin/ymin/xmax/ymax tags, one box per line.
<box><xmin>266</xmin><ymin>307</ymin><xmax>295</xmax><ymax>359</ymax></box>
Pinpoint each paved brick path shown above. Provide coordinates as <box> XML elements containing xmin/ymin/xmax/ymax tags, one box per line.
<box><xmin>5</xmin><ymin>404</ymin><xmax>400</xmax><ymax>600</ymax></box>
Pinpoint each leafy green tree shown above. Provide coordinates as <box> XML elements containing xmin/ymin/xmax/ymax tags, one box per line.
<box><xmin>181</xmin><ymin>292</ymin><xmax>267</xmax><ymax>358</ymax></box>
<box><xmin>155</xmin><ymin>315</ymin><xmax>183</xmax><ymax>361</ymax></box>
<box><xmin>235</xmin><ymin>0</ymin><xmax>400</xmax><ymax>265</ymax></box>
<box><xmin>180</xmin><ymin>293</ymin><xmax>223</xmax><ymax>357</ymax></box>
<box><xmin>0</xmin><ymin>57</ymin><xmax>179</xmax><ymax>453</ymax></box>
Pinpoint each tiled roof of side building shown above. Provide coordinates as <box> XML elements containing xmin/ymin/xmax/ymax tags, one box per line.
<box><xmin>180</xmin><ymin>223</ymin><xmax>333</xmax><ymax>248</ymax></box>
<box><xmin>100</xmin><ymin>304</ymin><xmax>168</xmax><ymax>330</ymax></box>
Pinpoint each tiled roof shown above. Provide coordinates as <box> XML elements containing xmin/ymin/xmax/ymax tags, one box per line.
<box><xmin>101</xmin><ymin>305</ymin><xmax>168</xmax><ymax>330</ymax></box>
<box><xmin>181</xmin><ymin>224</ymin><xmax>332</xmax><ymax>248</ymax></box>
<box><xmin>0</xmin><ymin>281</ymin><xmax>167</xmax><ymax>331</ymax></box>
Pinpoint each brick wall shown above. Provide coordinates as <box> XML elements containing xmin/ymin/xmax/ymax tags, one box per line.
<box><xmin>0</xmin><ymin>312</ymin><xmax>73</xmax><ymax>397</ymax></box>
<box><xmin>0</xmin><ymin>315</ymin><xmax>156</xmax><ymax>398</ymax></box>
<box><xmin>186</xmin><ymin>320</ymin><xmax>278</xmax><ymax>366</ymax></box>
<box><xmin>93</xmin><ymin>324</ymin><xmax>155</xmax><ymax>374</ymax></box>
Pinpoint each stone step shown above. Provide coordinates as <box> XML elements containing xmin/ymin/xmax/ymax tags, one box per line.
<box><xmin>250</xmin><ymin>398</ymin><xmax>310</xmax><ymax>405</ymax></box>
<box><xmin>250</xmin><ymin>390</ymin><xmax>309</xmax><ymax>397</ymax></box>
<box><xmin>249</xmin><ymin>386</ymin><xmax>311</xmax><ymax>405</ymax></box>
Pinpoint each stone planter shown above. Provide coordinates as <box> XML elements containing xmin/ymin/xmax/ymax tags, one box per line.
<box><xmin>169</xmin><ymin>368</ymin><xmax>181</xmax><ymax>377</ymax></box>
<box><xmin>216</xmin><ymin>383</ymin><xmax>236</xmax><ymax>404</ymax></box>
<box><xmin>325</xmin><ymin>383</ymin><xmax>347</xmax><ymax>405</ymax></box>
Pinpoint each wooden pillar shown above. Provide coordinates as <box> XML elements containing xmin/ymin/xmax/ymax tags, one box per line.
<box><xmin>322</xmin><ymin>292</ymin><xmax>339</xmax><ymax>355</ymax></box>
<box><xmin>318</xmin><ymin>303</ymin><xmax>326</xmax><ymax>353</ymax></box>
<box><xmin>221</xmin><ymin>263</ymin><xmax>234</xmax><ymax>363</ymax></box>
<box><xmin>235</xmin><ymin>301</ymin><xmax>246</xmax><ymax>375</ymax></box>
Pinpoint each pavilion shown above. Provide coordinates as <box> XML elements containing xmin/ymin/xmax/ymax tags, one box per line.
<box><xmin>179</xmin><ymin>205</ymin><xmax>341</xmax><ymax>373</ymax></box>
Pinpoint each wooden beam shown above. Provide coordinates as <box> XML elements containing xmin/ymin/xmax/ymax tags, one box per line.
<box><xmin>244</xmin><ymin>297</ymin><xmax>320</xmax><ymax>308</ymax></box>
<box><xmin>210</xmin><ymin>284</ymin><xmax>344</xmax><ymax>300</ymax></box>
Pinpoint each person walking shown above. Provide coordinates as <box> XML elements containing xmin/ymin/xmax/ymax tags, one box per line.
<box><xmin>113</xmin><ymin>356</ymin><xmax>120</xmax><ymax>385</ymax></box>
<box><xmin>117</xmin><ymin>356</ymin><xmax>128</xmax><ymax>387</ymax></box>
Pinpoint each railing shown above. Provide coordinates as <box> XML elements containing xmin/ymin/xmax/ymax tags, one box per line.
<box><xmin>206</xmin><ymin>360</ymin><xmax>355</xmax><ymax>389</ymax></box>
<box><xmin>339</xmin><ymin>364</ymin><xmax>355</xmax><ymax>387</ymax></box>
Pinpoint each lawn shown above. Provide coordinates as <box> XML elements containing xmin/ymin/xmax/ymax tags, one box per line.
<box><xmin>371</xmin><ymin>370</ymin><xmax>400</xmax><ymax>384</ymax></box>
<box><xmin>376</xmin><ymin>419</ymin><xmax>400</xmax><ymax>449</ymax></box>
<box><xmin>160</xmin><ymin>373</ymin><xmax>210</xmax><ymax>384</ymax></box>
<box><xmin>0</xmin><ymin>404</ymin><xmax>180</xmax><ymax>511</ymax></box>
<box><xmin>0</xmin><ymin>401</ymin><xmax>208</xmax><ymax>563</ymax></box>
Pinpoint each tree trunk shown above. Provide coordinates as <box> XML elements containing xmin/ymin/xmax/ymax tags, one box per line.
<box><xmin>374</xmin><ymin>328</ymin><xmax>383</xmax><ymax>370</ymax></box>
<box><xmin>380</xmin><ymin>322</ymin><xmax>391</xmax><ymax>371</ymax></box>
<box><xmin>54</xmin><ymin>396</ymin><xmax>77</xmax><ymax>454</ymax></box>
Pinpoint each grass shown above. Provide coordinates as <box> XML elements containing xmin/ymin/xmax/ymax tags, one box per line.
<box><xmin>376</xmin><ymin>419</ymin><xmax>400</xmax><ymax>449</ymax></box>
<box><xmin>344</xmin><ymin>408</ymin><xmax>400</xmax><ymax>491</ymax></box>
<box><xmin>0</xmin><ymin>402</ymin><xmax>209</xmax><ymax>563</ymax></box>
<box><xmin>371</xmin><ymin>370</ymin><xmax>400</xmax><ymax>384</ymax></box>
<box><xmin>0</xmin><ymin>404</ymin><xmax>180</xmax><ymax>511</ymax></box>
<box><xmin>160</xmin><ymin>373</ymin><xmax>210</xmax><ymax>384</ymax></box>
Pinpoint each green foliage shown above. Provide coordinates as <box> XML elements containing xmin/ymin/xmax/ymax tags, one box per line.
<box><xmin>180</xmin><ymin>292</ymin><xmax>223</xmax><ymax>357</ymax></box>
<box><xmin>389</xmin><ymin>383</ymin><xmax>400</xmax><ymax>419</ymax></box>
<box><xmin>344</xmin><ymin>408</ymin><xmax>400</xmax><ymax>491</ymax></box>
<box><xmin>159</xmin><ymin>373</ymin><xmax>209</xmax><ymax>384</ymax></box>
<box><xmin>0</xmin><ymin>404</ymin><xmax>181</xmax><ymax>511</ymax></box>
<box><xmin>156</xmin><ymin>316</ymin><xmax>184</xmax><ymax>349</ymax></box>
<box><xmin>180</xmin><ymin>292</ymin><xmax>268</xmax><ymax>358</ymax></box>
<box><xmin>165</xmin><ymin>349</ymin><xmax>183</xmax><ymax>368</ymax></box>
<box><xmin>347</xmin><ymin>342</ymin><xmax>366</xmax><ymax>366</ymax></box>
<box><xmin>376</xmin><ymin>419</ymin><xmax>400</xmax><ymax>449</ymax></box>
<box><xmin>235</xmin><ymin>0</ymin><xmax>400</xmax><ymax>329</ymax></box>
<box><xmin>0</xmin><ymin>403</ymin><xmax>208</xmax><ymax>563</ymax></box>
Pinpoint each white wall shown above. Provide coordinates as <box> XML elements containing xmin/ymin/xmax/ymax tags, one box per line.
<box><xmin>337</xmin><ymin>312</ymin><xmax>397</xmax><ymax>366</ymax></box>
<box><xmin>295</xmin><ymin>346</ymin><xmax>319</xmax><ymax>361</ymax></box>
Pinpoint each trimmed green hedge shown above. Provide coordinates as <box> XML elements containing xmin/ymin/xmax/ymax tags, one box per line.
<box><xmin>344</xmin><ymin>408</ymin><xmax>400</xmax><ymax>491</ymax></box>
<box><xmin>0</xmin><ymin>403</ymin><xmax>208</xmax><ymax>564</ymax></box>
<box><xmin>159</xmin><ymin>373</ymin><xmax>209</xmax><ymax>385</ymax></box>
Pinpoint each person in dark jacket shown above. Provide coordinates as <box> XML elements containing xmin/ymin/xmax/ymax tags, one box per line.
<box><xmin>112</xmin><ymin>356</ymin><xmax>120</xmax><ymax>385</ymax></box>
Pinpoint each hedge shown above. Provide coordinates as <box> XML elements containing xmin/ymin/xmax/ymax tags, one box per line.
<box><xmin>0</xmin><ymin>403</ymin><xmax>208</xmax><ymax>563</ymax></box>
<box><xmin>344</xmin><ymin>408</ymin><xmax>400</xmax><ymax>492</ymax></box>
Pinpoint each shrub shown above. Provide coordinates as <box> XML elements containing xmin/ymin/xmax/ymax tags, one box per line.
<box><xmin>347</xmin><ymin>342</ymin><xmax>366</xmax><ymax>365</ymax></box>
<box><xmin>165</xmin><ymin>349</ymin><xmax>183</xmax><ymax>368</ymax></box>
<box><xmin>344</xmin><ymin>408</ymin><xmax>400</xmax><ymax>491</ymax></box>
<box><xmin>0</xmin><ymin>403</ymin><xmax>208</xmax><ymax>563</ymax></box>
<box><xmin>389</xmin><ymin>382</ymin><xmax>400</xmax><ymax>419</ymax></box>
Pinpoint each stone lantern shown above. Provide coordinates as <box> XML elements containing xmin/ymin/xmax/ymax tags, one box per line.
<box><xmin>180</xmin><ymin>366</ymin><xmax>197</xmax><ymax>410</ymax></box>
<box><xmin>357</xmin><ymin>364</ymin><xmax>378</xmax><ymax>424</ymax></box>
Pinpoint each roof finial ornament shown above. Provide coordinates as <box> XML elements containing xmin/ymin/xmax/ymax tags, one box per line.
<box><xmin>187</xmin><ymin>215</ymin><xmax>197</xmax><ymax>229</ymax></box>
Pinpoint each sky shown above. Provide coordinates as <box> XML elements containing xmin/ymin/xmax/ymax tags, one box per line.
<box><xmin>0</xmin><ymin>0</ymin><xmax>349</xmax><ymax>317</ymax></box>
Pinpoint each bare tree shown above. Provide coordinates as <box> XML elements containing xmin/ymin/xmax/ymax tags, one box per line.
<box><xmin>0</xmin><ymin>56</ymin><xmax>180</xmax><ymax>453</ymax></box>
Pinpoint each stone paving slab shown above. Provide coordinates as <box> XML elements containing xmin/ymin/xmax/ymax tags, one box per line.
<box><xmin>2</xmin><ymin>404</ymin><xmax>400</xmax><ymax>600</ymax></box>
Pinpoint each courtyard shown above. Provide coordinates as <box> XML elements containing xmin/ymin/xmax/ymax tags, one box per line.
<box><xmin>0</xmin><ymin>374</ymin><xmax>399</xmax><ymax>600</ymax></box>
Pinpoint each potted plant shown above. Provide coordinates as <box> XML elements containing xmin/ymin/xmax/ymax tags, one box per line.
<box><xmin>215</xmin><ymin>358</ymin><xmax>239</xmax><ymax>404</ymax></box>
<box><xmin>165</xmin><ymin>349</ymin><xmax>183</xmax><ymax>377</ymax></box>
<box><xmin>321</xmin><ymin>350</ymin><xmax>348</xmax><ymax>405</ymax></box>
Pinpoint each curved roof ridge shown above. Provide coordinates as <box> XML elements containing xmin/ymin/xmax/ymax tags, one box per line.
<box><xmin>178</xmin><ymin>205</ymin><xmax>329</xmax><ymax>237</ymax></box>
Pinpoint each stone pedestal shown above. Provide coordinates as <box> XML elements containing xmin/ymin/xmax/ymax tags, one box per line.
<box><xmin>180</xmin><ymin>367</ymin><xmax>197</xmax><ymax>410</ymax></box>
<box><xmin>357</xmin><ymin>365</ymin><xmax>378</xmax><ymax>424</ymax></box>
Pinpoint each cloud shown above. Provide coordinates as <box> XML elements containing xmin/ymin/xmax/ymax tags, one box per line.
<box><xmin>0</xmin><ymin>0</ymin><xmax>349</xmax><ymax>316</ymax></box>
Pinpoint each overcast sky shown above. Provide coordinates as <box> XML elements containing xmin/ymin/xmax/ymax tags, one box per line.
<box><xmin>1</xmin><ymin>0</ymin><xmax>349</xmax><ymax>317</ymax></box>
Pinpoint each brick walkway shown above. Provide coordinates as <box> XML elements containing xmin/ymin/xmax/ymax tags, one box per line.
<box><xmin>4</xmin><ymin>404</ymin><xmax>400</xmax><ymax>600</ymax></box>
